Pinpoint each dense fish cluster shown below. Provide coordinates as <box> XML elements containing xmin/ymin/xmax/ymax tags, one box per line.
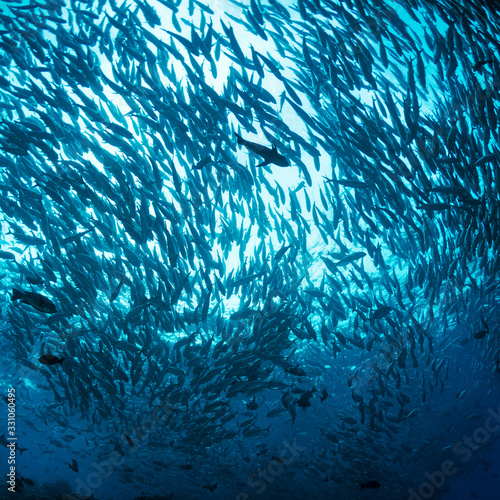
<box><xmin>0</xmin><ymin>0</ymin><xmax>499</xmax><ymax>498</ymax></box>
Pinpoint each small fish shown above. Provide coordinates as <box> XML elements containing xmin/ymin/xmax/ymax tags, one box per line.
<box><xmin>296</xmin><ymin>387</ymin><xmax>316</xmax><ymax>408</ymax></box>
<box><xmin>202</xmin><ymin>483</ymin><xmax>217</xmax><ymax>491</ymax></box>
<box><xmin>114</xmin><ymin>442</ymin><xmax>125</xmax><ymax>456</ymax></box>
<box><xmin>0</xmin><ymin>251</ymin><xmax>16</xmax><ymax>260</ymax></box>
<box><xmin>125</xmin><ymin>434</ymin><xmax>134</xmax><ymax>446</ymax></box>
<box><xmin>68</xmin><ymin>459</ymin><xmax>79</xmax><ymax>472</ymax></box>
<box><xmin>180</xmin><ymin>464</ymin><xmax>193</xmax><ymax>470</ymax></box>
<box><xmin>0</xmin><ymin>435</ymin><xmax>27</xmax><ymax>455</ymax></box>
<box><xmin>39</xmin><ymin>354</ymin><xmax>64</xmax><ymax>366</ymax></box>
<box><xmin>192</xmin><ymin>156</ymin><xmax>212</xmax><ymax>170</ymax></box>
<box><xmin>473</xmin><ymin>328</ymin><xmax>489</xmax><ymax>339</ymax></box>
<box><xmin>372</xmin><ymin>306</ymin><xmax>393</xmax><ymax>320</ymax></box>
<box><xmin>61</xmin><ymin>229</ymin><xmax>93</xmax><ymax>244</ymax></box>
<box><xmin>274</xmin><ymin>244</ymin><xmax>291</xmax><ymax>261</ymax></box>
<box><xmin>110</xmin><ymin>276</ymin><xmax>125</xmax><ymax>303</ymax></box>
<box><xmin>323</xmin><ymin>177</ymin><xmax>367</xmax><ymax>189</ymax></box>
<box><xmin>235</xmin><ymin>133</ymin><xmax>290</xmax><ymax>167</ymax></box>
<box><xmin>20</xmin><ymin>476</ymin><xmax>34</xmax><ymax>486</ymax></box>
<box><xmin>360</xmin><ymin>480</ymin><xmax>381</xmax><ymax>489</ymax></box>
<box><xmin>284</xmin><ymin>366</ymin><xmax>306</xmax><ymax>377</ymax></box>
<box><xmin>472</xmin><ymin>59</ymin><xmax>494</xmax><ymax>71</ymax></box>
<box><xmin>246</xmin><ymin>396</ymin><xmax>259</xmax><ymax>411</ymax></box>
<box><xmin>153</xmin><ymin>460</ymin><xmax>168</xmax><ymax>467</ymax></box>
<box><xmin>281</xmin><ymin>390</ymin><xmax>297</xmax><ymax>425</ymax></box>
<box><xmin>11</xmin><ymin>289</ymin><xmax>56</xmax><ymax>313</ymax></box>
<box><xmin>473</xmin><ymin>315</ymin><xmax>489</xmax><ymax>339</ymax></box>
<box><xmin>320</xmin><ymin>389</ymin><xmax>328</xmax><ymax>402</ymax></box>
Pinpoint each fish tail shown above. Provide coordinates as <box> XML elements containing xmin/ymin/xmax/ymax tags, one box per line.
<box><xmin>11</xmin><ymin>289</ymin><xmax>24</xmax><ymax>301</ymax></box>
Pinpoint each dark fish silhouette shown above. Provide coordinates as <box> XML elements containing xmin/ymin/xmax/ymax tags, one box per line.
<box><xmin>296</xmin><ymin>387</ymin><xmax>316</xmax><ymax>408</ymax></box>
<box><xmin>39</xmin><ymin>354</ymin><xmax>64</xmax><ymax>366</ymax></box>
<box><xmin>246</xmin><ymin>396</ymin><xmax>259</xmax><ymax>411</ymax></box>
<box><xmin>285</xmin><ymin>366</ymin><xmax>306</xmax><ymax>377</ymax></box>
<box><xmin>0</xmin><ymin>434</ymin><xmax>27</xmax><ymax>455</ymax></box>
<box><xmin>0</xmin><ymin>434</ymin><xmax>10</xmax><ymax>447</ymax></box>
<box><xmin>20</xmin><ymin>476</ymin><xmax>34</xmax><ymax>486</ymax></box>
<box><xmin>360</xmin><ymin>480</ymin><xmax>381</xmax><ymax>489</ymax></box>
<box><xmin>202</xmin><ymin>483</ymin><xmax>217</xmax><ymax>491</ymax></box>
<box><xmin>474</xmin><ymin>328</ymin><xmax>489</xmax><ymax>339</ymax></box>
<box><xmin>11</xmin><ymin>289</ymin><xmax>56</xmax><ymax>313</ymax></box>
<box><xmin>68</xmin><ymin>459</ymin><xmax>79</xmax><ymax>472</ymax></box>
<box><xmin>472</xmin><ymin>59</ymin><xmax>494</xmax><ymax>71</ymax></box>
<box><xmin>473</xmin><ymin>316</ymin><xmax>489</xmax><ymax>339</ymax></box>
<box><xmin>235</xmin><ymin>133</ymin><xmax>290</xmax><ymax>167</ymax></box>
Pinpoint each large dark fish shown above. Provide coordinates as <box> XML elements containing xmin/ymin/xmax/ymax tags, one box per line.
<box><xmin>11</xmin><ymin>289</ymin><xmax>56</xmax><ymax>313</ymax></box>
<box><xmin>39</xmin><ymin>354</ymin><xmax>64</xmax><ymax>366</ymax></box>
<box><xmin>235</xmin><ymin>133</ymin><xmax>290</xmax><ymax>167</ymax></box>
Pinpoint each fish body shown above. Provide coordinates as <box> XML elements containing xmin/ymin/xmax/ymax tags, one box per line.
<box><xmin>68</xmin><ymin>459</ymin><xmax>79</xmax><ymax>472</ymax></box>
<box><xmin>285</xmin><ymin>366</ymin><xmax>306</xmax><ymax>377</ymax></box>
<box><xmin>202</xmin><ymin>483</ymin><xmax>217</xmax><ymax>491</ymax></box>
<box><xmin>11</xmin><ymin>289</ymin><xmax>56</xmax><ymax>313</ymax></box>
<box><xmin>246</xmin><ymin>397</ymin><xmax>259</xmax><ymax>411</ymax></box>
<box><xmin>39</xmin><ymin>354</ymin><xmax>64</xmax><ymax>366</ymax></box>
<box><xmin>360</xmin><ymin>480</ymin><xmax>381</xmax><ymax>489</ymax></box>
<box><xmin>235</xmin><ymin>133</ymin><xmax>289</xmax><ymax>167</ymax></box>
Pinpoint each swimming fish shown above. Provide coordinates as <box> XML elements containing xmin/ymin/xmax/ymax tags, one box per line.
<box><xmin>67</xmin><ymin>459</ymin><xmax>79</xmax><ymax>472</ymax></box>
<box><xmin>202</xmin><ymin>483</ymin><xmax>217</xmax><ymax>491</ymax></box>
<box><xmin>39</xmin><ymin>354</ymin><xmax>64</xmax><ymax>366</ymax></box>
<box><xmin>235</xmin><ymin>133</ymin><xmax>290</xmax><ymax>167</ymax></box>
<box><xmin>11</xmin><ymin>289</ymin><xmax>56</xmax><ymax>313</ymax></box>
<box><xmin>360</xmin><ymin>480</ymin><xmax>381</xmax><ymax>489</ymax></box>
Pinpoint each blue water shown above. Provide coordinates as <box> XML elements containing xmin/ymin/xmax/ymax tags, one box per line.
<box><xmin>0</xmin><ymin>0</ymin><xmax>499</xmax><ymax>498</ymax></box>
<box><xmin>444</xmin><ymin>441</ymin><xmax>500</xmax><ymax>500</ymax></box>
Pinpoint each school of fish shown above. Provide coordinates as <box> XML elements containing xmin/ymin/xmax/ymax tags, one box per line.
<box><xmin>0</xmin><ymin>0</ymin><xmax>499</xmax><ymax>498</ymax></box>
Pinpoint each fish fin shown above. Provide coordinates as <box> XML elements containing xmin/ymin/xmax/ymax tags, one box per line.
<box><xmin>235</xmin><ymin>133</ymin><xmax>243</xmax><ymax>145</ymax></box>
<box><xmin>256</xmin><ymin>160</ymin><xmax>271</xmax><ymax>167</ymax></box>
<box><xmin>11</xmin><ymin>289</ymin><xmax>24</xmax><ymax>301</ymax></box>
